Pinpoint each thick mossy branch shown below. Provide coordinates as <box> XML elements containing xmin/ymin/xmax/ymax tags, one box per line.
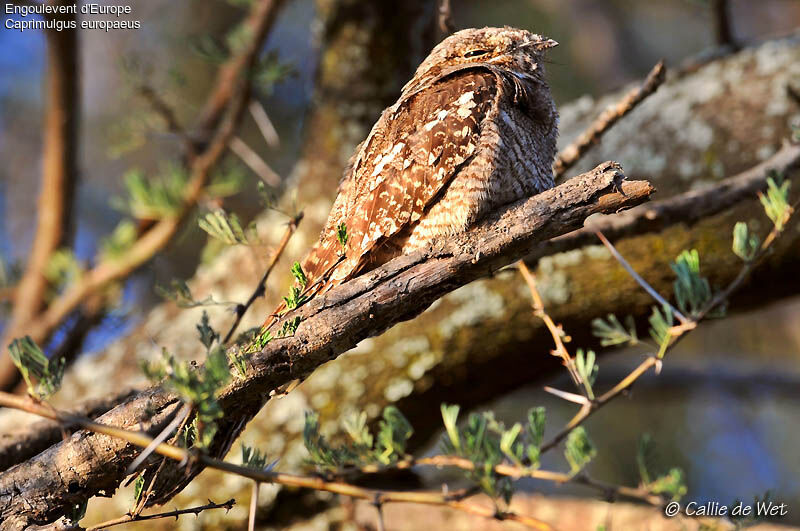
<box><xmin>0</xmin><ymin>164</ymin><xmax>652</xmax><ymax>526</ymax></box>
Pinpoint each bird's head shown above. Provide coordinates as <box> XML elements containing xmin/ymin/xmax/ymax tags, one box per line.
<box><xmin>406</xmin><ymin>26</ymin><xmax>558</xmax><ymax>93</ymax></box>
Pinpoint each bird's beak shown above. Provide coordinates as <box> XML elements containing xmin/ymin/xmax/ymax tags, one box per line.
<box><xmin>539</xmin><ymin>38</ymin><xmax>559</xmax><ymax>50</ymax></box>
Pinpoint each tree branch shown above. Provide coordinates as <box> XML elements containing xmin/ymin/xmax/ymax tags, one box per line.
<box><xmin>196</xmin><ymin>0</ymin><xmax>287</xmax><ymax>136</ymax></box>
<box><xmin>0</xmin><ymin>0</ymin><xmax>79</xmax><ymax>392</ymax></box>
<box><xmin>0</xmin><ymin>391</ymin><xmax>554</xmax><ymax>531</ymax></box>
<box><xmin>533</xmin><ymin>141</ymin><xmax>800</xmax><ymax>263</ymax></box>
<box><xmin>0</xmin><ymin>0</ymin><xmax>280</xmax><ymax>394</ymax></box>
<box><xmin>0</xmin><ymin>164</ymin><xmax>653</xmax><ymax>526</ymax></box>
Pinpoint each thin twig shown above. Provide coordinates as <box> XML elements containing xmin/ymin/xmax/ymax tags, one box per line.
<box><xmin>710</xmin><ymin>0</ymin><xmax>739</xmax><ymax>50</ymax></box>
<box><xmin>127</xmin><ymin>403</ymin><xmax>192</xmax><ymax>475</ymax></box>
<box><xmin>249</xmin><ymin>100</ymin><xmax>280</xmax><ymax>148</ymax></box>
<box><xmin>85</xmin><ymin>498</ymin><xmax>235</xmax><ymax>530</ymax></box>
<box><xmin>230</xmin><ymin>136</ymin><xmax>282</xmax><ymax>186</ymax></box>
<box><xmin>540</xmin><ymin>187</ymin><xmax>796</xmax><ymax>453</ymax></box>
<box><xmin>139</xmin><ymin>84</ymin><xmax>196</xmax><ymax>159</ymax></box>
<box><xmin>553</xmin><ymin>61</ymin><xmax>666</xmax><ymax>180</ymax></box>
<box><xmin>594</xmin><ymin>230</ymin><xmax>690</xmax><ymax>325</ymax></box>
<box><xmin>133</xmin><ymin>407</ymin><xmax>194</xmax><ymax>515</ymax></box>
<box><xmin>249</xmin><ymin>481</ymin><xmax>259</xmax><ymax>531</ymax></box>
<box><xmin>374</xmin><ymin>498</ymin><xmax>386</xmax><ymax>531</ymax></box>
<box><xmin>518</xmin><ymin>261</ymin><xmax>582</xmax><ymax>388</ymax></box>
<box><xmin>224</xmin><ymin>212</ymin><xmax>303</xmax><ymax>343</ymax></box>
<box><xmin>0</xmin><ymin>391</ymin><xmax>554</xmax><ymax>531</ymax></box>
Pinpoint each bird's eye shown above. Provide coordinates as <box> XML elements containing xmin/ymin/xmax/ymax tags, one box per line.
<box><xmin>463</xmin><ymin>49</ymin><xmax>490</xmax><ymax>58</ymax></box>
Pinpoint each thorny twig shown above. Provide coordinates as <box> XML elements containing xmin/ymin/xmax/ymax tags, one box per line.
<box><xmin>553</xmin><ymin>61</ymin><xmax>666</xmax><ymax>180</ymax></box>
<box><xmin>517</xmin><ymin>261</ymin><xmax>582</xmax><ymax>387</ymax></box>
<box><xmin>593</xmin><ymin>230</ymin><xmax>691</xmax><ymax>325</ymax></box>
<box><xmin>224</xmin><ymin>212</ymin><xmax>303</xmax><ymax>343</ymax></box>
<box><xmin>538</xmin><ymin>187</ymin><xmax>795</xmax><ymax>453</ymax></box>
<box><xmin>0</xmin><ymin>391</ymin><xmax>554</xmax><ymax>531</ymax></box>
<box><xmin>85</xmin><ymin>498</ymin><xmax>235</xmax><ymax>530</ymax></box>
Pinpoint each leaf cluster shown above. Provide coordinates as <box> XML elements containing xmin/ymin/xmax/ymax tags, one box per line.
<box><xmin>140</xmin><ymin>346</ymin><xmax>230</xmax><ymax>449</ymax></box>
<box><xmin>198</xmin><ymin>209</ymin><xmax>255</xmax><ymax>246</ymax></box>
<box><xmin>440</xmin><ymin>405</ymin><xmax>548</xmax><ymax>502</ymax></box>
<box><xmin>636</xmin><ymin>433</ymin><xmax>688</xmax><ymax>501</ymax></box>
<box><xmin>303</xmin><ymin>406</ymin><xmax>414</xmax><ymax>470</ymax></box>
<box><xmin>9</xmin><ymin>336</ymin><xmax>64</xmax><ymax>399</ymax></box>
<box><xmin>115</xmin><ymin>166</ymin><xmax>188</xmax><ymax>220</ymax></box>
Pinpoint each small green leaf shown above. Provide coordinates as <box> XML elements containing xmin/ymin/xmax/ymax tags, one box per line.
<box><xmin>196</xmin><ymin>311</ymin><xmax>220</xmax><ymax>351</ymax></box>
<box><xmin>732</xmin><ymin>221</ymin><xmax>760</xmax><ymax>262</ymax></box>
<box><xmin>132</xmin><ymin>474</ymin><xmax>145</xmax><ymax>507</ymax></box>
<box><xmin>526</xmin><ymin>406</ymin><xmax>546</xmax><ymax>449</ymax></box>
<box><xmin>291</xmin><ymin>262</ymin><xmax>307</xmax><ymax>289</ymax></box>
<box><xmin>648</xmin><ymin>304</ymin><xmax>674</xmax><ymax>357</ymax></box>
<box><xmin>252</xmin><ymin>51</ymin><xmax>294</xmax><ymax>97</ymax></box>
<box><xmin>671</xmin><ymin>249</ymin><xmax>712</xmax><ymax>317</ymax></box>
<box><xmin>759</xmin><ymin>173</ymin><xmax>792</xmax><ymax>231</ymax></box>
<box><xmin>591</xmin><ymin>314</ymin><xmax>638</xmax><ymax>347</ymax></box>
<box><xmin>278</xmin><ymin>316</ymin><xmax>301</xmax><ymax>338</ymax></box>
<box><xmin>228</xmin><ymin>347</ymin><xmax>249</xmax><ymax>379</ymax></box>
<box><xmin>115</xmin><ymin>165</ymin><xmax>188</xmax><ymax>220</ymax></box>
<box><xmin>206</xmin><ymin>160</ymin><xmax>247</xmax><ymax>199</ymax></box>
<box><xmin>245</xmin><ymin>326</ymin><xmax>272</xmax><ymax>354</ymax></box>
<box><xmin>499</xmin><ymin>422</ymin><xmax>523</xmax><ymax>465</ymax></box>
<box><xmin>575</xmin><ymin>349</ymin><xmax>598</xmax><ymax>399</ymax></box>
<box><xmin>637</xmin><ymin>433</ymin><xmax>656</xmax><ymax>486</ymax></box>
<box><xmin>375</xmin><ymin>406</ymin><xmax>413</xmax><ymax>464</ymax></box>
<box><xmin>44</xmin><ymin>249</ymin><xmax>83</xmax><ymax>292</ymax></box>
<box><xmin>336</xmin><ymin>222</ymin><xmax>348</xmax><ymax>249</ymax></box>
<box><xmin>650</xmin><ymin>467</ymin><xmax>688</xmax><ymax>501</ymax></box>
<box><xmin>198</xmin><ymin>209</ymin><xmax>251</xmax><ymax>246</ymax></box>
<box><xmin>99</xmin><ymin>220</ymin><xmax>138</xmax><ymax>262</ymax></box>
<box><xmin>241</xmin><ymin>444</ymin><xmax>274</xmax><ymax>470</ymax></box>
<box><xmin>9</xmin><ymin>336</ymin><xmax>64</xmax><ymax>399</ymax></box>
<box><xmin>440</xmin><ymin>404</ymin><xmax>461</xmax><ymax>454</ymax></box>
<box><xmin>564</xmin><ymin>427</ymin><xmax>596</xmax><ymax>474</ymax></box>
<box><xmin>343</xmin><ymin>411</ymin><xmax>373</xmax><ymax>449</ymax></box>
<box><xmin>283</xmin><ymin>285</ymin><xmax>308</xmax><ymax>311</ymax></box>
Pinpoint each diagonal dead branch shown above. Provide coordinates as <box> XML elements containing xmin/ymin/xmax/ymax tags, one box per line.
<box><xmin>552</xmin><ymin>61</ymin><xmax>666</xmax><ymax>180</ymax></box>
<box><xmin>0</xmin><ymin>163</ymin><xmax>653</xmax><ymax>526</ymax></box>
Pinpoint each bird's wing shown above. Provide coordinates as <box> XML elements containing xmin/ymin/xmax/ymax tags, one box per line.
<box><xmin>301</xmin><ymin>70</ymin><xmax>498</xmax><ymax>292</ymax></box>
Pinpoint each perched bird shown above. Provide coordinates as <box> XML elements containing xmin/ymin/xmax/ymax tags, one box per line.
<box><xmin>285</xmin><ymin>26</ymin><xmax>559</xmax><ymax>311</ymax></box>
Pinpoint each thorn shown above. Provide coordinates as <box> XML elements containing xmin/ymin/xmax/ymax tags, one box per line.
<box><xmin>543</xmin><ymin>386</ymin><xmax>590</xmax><ymax>404</ymax></box>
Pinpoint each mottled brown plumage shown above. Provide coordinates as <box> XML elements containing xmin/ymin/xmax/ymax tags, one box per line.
<box><xmin>295</xmin><ymin>27</ymin><xmax>559</xmax><ymax>305</ymax></box>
